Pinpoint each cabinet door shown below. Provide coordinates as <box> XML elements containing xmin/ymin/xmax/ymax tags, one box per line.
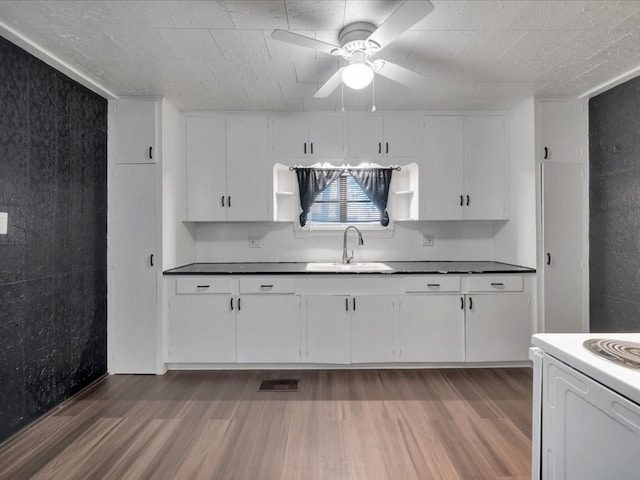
<box><xmin>399</xmin><ymin>295</ymin><xmax>465</xmax><ymax>362</ymax></box>
<box><xmin>236</xmin><ymin>295</ymin><xmax>301</xmax><ymax>363</ymax></box>
<box><xmin>383</xmin><ymin>113</ymin><xmax>420</xmax><ymax>157</ymax></box>
<box><xmin>463</xmin><ymin>116</ymin><xmax>506</xmax><ymax>220</ymax></box>
<box><xmin>272</xmin><ymin>115</ymin><xmax>309</xmax><ymax>158</ymax></box>
<box><xmin>420</xmin><ymin>116</ymin><xmax>464</xmax><ymax>220</ymax></box>
<box><xmin>347</xmin><ymin>115</ymin><xmax>384</xmax><ymax>158</ymax></box>
<box><xmin>465</xmin><ymin>293</ymin><xmax>531</xmax><ymax>362</ymax></box>
<box><xmin>542</xmin><ymin>162</ymin><xmax>584</xmax><ymax>333</ymax></box>
<box><xmin>110</xmin><ymin>163</ymin><xmax>158</xmax><ymax>374</ymax></box>
<box><xmin>540</xmin><ymin>100</ymin><xmax>587</xmax><ymax>164</ymax></box>
<box><xmin>308</xmin><ymin>115</ymin><xmax>344</xmax><ymax>158</ymax></box>
<box><xmin>226</xmin><ymin>115</ymin><xmax>271</xmax><ymax>221</ymax></box>
<box><xmin>185</xmin><ymin>115</ymin><xmax>227</xmax><ymax>221</ymax></box>
<box><xmin>168</xmin><ymin>294</ymin><xmax>235</xmax><ymax>362</ymax></box>
<box><xmin>305</xmin><ymin>296</ymin><xmax>350</xmax><ymax>364</ymax></box>
<box><xmin>542</xmin><ymin>355</ymin><xmax>640</xmax><ymax>480</ymax></box>
<box><xmin>112</xmin><ymin>100</ymin><xmax>156</xmax><ymax>164</ymax></box>
<box><xmin>351</xmin><ymin>296</ymin><xmax>396</xmax><ymax>363</ymax></box>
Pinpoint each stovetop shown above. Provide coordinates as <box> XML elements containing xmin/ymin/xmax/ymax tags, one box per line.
<box><xmin>583</xmin><ymin>338</ymin><xmax>640</xmax><ymax>370</ymax></box>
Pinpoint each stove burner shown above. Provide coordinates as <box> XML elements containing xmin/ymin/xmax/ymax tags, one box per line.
<box><xmin>583</xmin><ymin>338</ymin><xmax>640</xmax><ymax>370</ymax></box>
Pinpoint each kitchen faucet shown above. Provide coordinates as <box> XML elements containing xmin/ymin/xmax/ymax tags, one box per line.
<box><xmin>342</xmin><ymin>225</ymin><xmax>364</xmax><ymax>264</ymax></box>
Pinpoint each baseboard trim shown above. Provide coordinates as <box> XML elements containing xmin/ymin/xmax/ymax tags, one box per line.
<box><xmin>0</xmin><ymin>372</ymin><xmax>110</xmax><ymax>452</ymax></box>
<box><xmin>165</xmin><ymin>361</ymin><xmax>532</xmax><ymax>371</ymax></box>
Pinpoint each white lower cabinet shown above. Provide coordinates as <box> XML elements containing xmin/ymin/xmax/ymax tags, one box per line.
<box><xmin>305</xmin><ymin>296</ymin><xmax>350</xmax><ymax>364</ymax></box>
<box><xmin>351</xmin><ymin>296</ymin><xmax>396</xmax><ymax>363</ymax></box>
<box><xmin>399</xmin><ymin>295</ymin><xmax>465</xmax><ymax>362</ymax></box>
<box><xmin>465</xmin><ymin>293</ymin><xmax>531</xmax><ymax>362</ymax></box>
<box><xmin>168</xmin><ymin>294</ymin><xmax>236</xmax><ymax>363</ymax></box>
<box><xmin>236</xmin><ymin>295</ymin><xmax>301</xmax><ymax>363</ymax></box>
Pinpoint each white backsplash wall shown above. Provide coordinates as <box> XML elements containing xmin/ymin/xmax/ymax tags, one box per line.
<box><xmin>194</xmin><ymin>221</ymin><xmax>497</xmax><ymax>263</ymax></box>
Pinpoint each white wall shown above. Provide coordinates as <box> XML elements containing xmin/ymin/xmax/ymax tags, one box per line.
<box><xmin>493</xmin><ymin>98</ymin><xmax>537</xmax><ymax>268</ymax></box>
<box><xmin>194</xmin><ymin>221</ymin><xmax>495</xmax><ymax>263</ymax></box>
<box><xmin>162</xmin><ymin>100</ymin><xmax>195</xmax><ymax>269</ymax></box>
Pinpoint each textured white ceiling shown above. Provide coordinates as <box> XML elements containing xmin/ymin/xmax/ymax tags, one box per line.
<box><xmin>1</xmin><ymin>0</ymin><xmax>640</xmax><ymax>112</ymax></box>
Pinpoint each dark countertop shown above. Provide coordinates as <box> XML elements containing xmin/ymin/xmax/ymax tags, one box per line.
<box><xmin>163</xmin><ymin>261</ymin><xmax>536</xmax><ymax>275</ymax></box>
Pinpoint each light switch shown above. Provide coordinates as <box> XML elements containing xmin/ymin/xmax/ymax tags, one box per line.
<box><xmin>0</xmin><ymin>212</ymin><xmax>7</xmax><ymax>234</ymax></box>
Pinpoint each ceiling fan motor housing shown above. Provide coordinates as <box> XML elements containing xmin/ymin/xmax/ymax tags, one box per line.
<box><xmin>338</xmin><ymin>22</ymin><xmax>380</xmax><ymax>54</ymax></box>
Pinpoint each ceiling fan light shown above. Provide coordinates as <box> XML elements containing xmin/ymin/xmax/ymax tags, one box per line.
<box><xmin>342</xmin><ymin>63</ymin><xmax>374</xmax><ymax>90</ymax></box>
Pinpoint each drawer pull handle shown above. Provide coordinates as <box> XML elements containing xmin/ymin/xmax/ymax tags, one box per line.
<box><xmin>353</xmin><ymin>297</ymin><xmax>356</xmax><ymax>311</ymax></box>
<box><xmin>460</xmin><ymin>297</ymin><xmax>464</xmax><ymax>310</ymax></box>
<box><xmin>544</xmin><ymin>146</ymin><xmax>549</xmax><ymax>159</ymax></box>
<box><xmin>460</xmin><ymin>195</ymin><xmax>463</xmax><ymax>206</ymax></box>
<box><xmin>469</xmin><ymin>297</ymin><xmax>473</xmax><ymax>310</ymax></box>
<box><xmin>260</xmin><ymin>284</ymin><xmax>274</xmax><ymax>288</ymax></box>
<box><xmin>546</xmin><ymin>252</ymin><xmax>551</xmax><ymax>265</ymax></box>
<box><xmin>427</xmin><ymin>283</ymin><xmax>440</xmax><ymax>287</ymax></box>
<box><xmin>490</xmin><ymin>282</ymin><xmax>504</xmax><ymax>287</ymax></box>
<box><xmin>221</xmin><ymin>195</ymin><xmax>225</xmax><ymax>207</ymax></box>
<box><xmin>149</xmin><ymin>146</ymin><xmax>153</xmax><ymax>159</ymax></box>
<box><xmin>197</xmin><ymin>285</ymin><xmax>210</xmax><ymax>288</ymax></box>
<box><xmin>230</xmin><ymin>298</ymin><xmax>234</xmax><ymax>310</ymax></box>
<box><xmin>466</xmin><ymin>195</ymin><xmax>470</xmax><ymax>206</ymax></box>
<box><xmin>238</xmin><ymin>298</ymin><xmax>241</xmax><ymax>311</ymax></box>
<box><xmin>345</xmin><ymin>298</ymin><xmax>349</xmax><ymax>311</ymax></box>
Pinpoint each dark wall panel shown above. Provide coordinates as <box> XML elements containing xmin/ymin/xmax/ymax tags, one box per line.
<box><xmin>589</xmin><ymin>75</ymin><xmax>640</xmax><ymax>332</ymax></box>
<box><xmin>0</xmin><ymin>35</ymin><xmax>107</xmax><ymax>442</ymax></box>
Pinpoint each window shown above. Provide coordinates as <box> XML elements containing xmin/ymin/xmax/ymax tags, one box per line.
<box><xmin>308</xmin><ymin>173</ymin><xmax>381</xmax><ymax>225</ymax></box>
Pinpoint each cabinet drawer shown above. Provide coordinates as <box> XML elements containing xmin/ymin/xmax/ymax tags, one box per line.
<box><xmin>405</xmin><ymin>276</ymin><xmax>460</xmax><ymax>293</ymax></box>
<box><xmin>240</xmin><ymin>277</ymin><xmax>295</xmax><ymax>294</ymax></box>
<box><xmin>176</xmin><ymin>277</ymin><xmax>235</xmax><ymax>294</ymax></box>
<box><xmin>468</xmin><ymin>276</ymin><xmax>523</xmax><ymax>292</ymax></box>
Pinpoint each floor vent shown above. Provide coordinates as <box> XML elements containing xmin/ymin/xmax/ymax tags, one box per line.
<box><xmin>259</xmin><ymin>379</ymin><xmax>299</xmax><ymax>392</ymax></box>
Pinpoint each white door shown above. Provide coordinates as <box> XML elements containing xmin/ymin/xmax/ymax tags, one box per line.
<box><xmin>308</xmin><ymin>115</ymin><xmax>345</xmax><ymax>158</ymax></box>
<box><xmin>542</xmin><ymin>355</ymin><xmax>640</xmax><ymax>480</ymax></box>
<box><xmin>465</xmin><ymin>293</ymin><xmax>531</xmax><ymax>362</ymax></box>
<box><xmin>463</xmin><ymin>116</ymin><xmax>506</xmax><ymax>220</ymax></box>
<box><xmin>236</xmin><ymin>295</ymin><xmax>301</xmax><ymax>363</ymax></box>
<box><xmin>399</xmin><ymin>295</ymin><xmax>465</xmax><ymax>362</ymax></box>
<box><xmin>421</xmin><ymin>116</ymin><xmax>464</xmax><ymax>220</ymax></box>
<box><xmin>351</xmin><ymin>296</ymin><xmax>396</xmax><ymax>363</ymax></box>
<box><xmin>383</xmin><ymin>113</ymin><xmax>420</xmax><ymax>157</ymax></box>
<box><xmin>226</xmin><ymin>115</ymin><xmax>271</xmax><ymax>221</ymax></box>
<box><xmin>540</xmin><ymin>101</ymin><xmax>587</xmax><ymax>164</ymax></box>
<box><xmin>305</xmin><ymin>296</ymin><xmax>350</xmax><ymax>364</ymax></box>
<box><xmin>542</xmin><ymin>162</ymin><xmax>585</xmax><ymax>332</ymax></box>
<box><xmin>168</xmin><ymin>294</ymin><xmax>236</xmax><ymax>363</ymax></box>
<box><xmin>347</xmin><ymin>115</ymin><xmax>384</xmax><ymax>158</ymax></box>
<box><xmin>272</xmin><ymin>115</ymin><xmax>309</xmax><ymax>158</ymax></box>
<box><xmin>112</xmin><ymin>101</ymin><xmax>156</xmax><ymax>164</ymax></box>
<box><xmin>110</xmin><ymin>163</ymin><xmax>158</xmax><ymax>373</ymax></box>
<box><xmin>185</xmin><ymin>115</ymin><xmax>227</xmax><ymax>221</ymax></box>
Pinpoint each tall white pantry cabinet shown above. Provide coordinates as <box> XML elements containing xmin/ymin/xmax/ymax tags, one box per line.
<box><xmin>108</xmin><ymin>99</ymin><xmax>164</xmax><ymax>374</ymax></box>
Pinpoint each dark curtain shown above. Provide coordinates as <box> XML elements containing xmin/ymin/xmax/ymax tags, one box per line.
<box><xmin>295</xmin><ymin>168</ymin><xmax>342</xmax><ymax>226</ymax></box>
<box><xmin>348</xmin><ymin>168</ymin><xmax>393</xmax><ymax>226</ymax></box>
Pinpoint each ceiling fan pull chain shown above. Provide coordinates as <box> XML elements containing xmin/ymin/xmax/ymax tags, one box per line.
<box><xmin>371</xmin><ymin>74</ymin><xmax>377</xmax><ymax>112</ymax></box>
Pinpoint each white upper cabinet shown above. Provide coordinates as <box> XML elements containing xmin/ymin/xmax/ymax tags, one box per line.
<box><xmin>185</xmin><ymin>114</ymin><xmax>270</xmax><ymax>222</ymax></box>
<box><xmin>185</xmin><ymin>115</ymin><xmax>226</xmax><ymax>221</ymax></box>
<box><xmin>272</xmin><ymin>114</ymin><xmax>344</xmax><ymax>161</ymax></box>
<box><xmin>113</xmin><ymin>100</ymin><xmax>157</xmax><ymax>164</ymax></box>
<box><xmin>420</xmin><ymin>115</ymin><xmax>506</xmax><ymax>220</ymax></box>
<box><xmin>463</xmin><ymin>115</ymin><xmax>507</xmax><ymax>220</ymax></box>
<box><xmin>348</xmin><ymin>114</ymin><xmax>420</xmax><ymax>159</ymax></box>
<box><xmin>421</xmin><ymin>116</ymin><xmax>464</xmax><ymax>220</ymax></box>
<box><xmin>539</xmin><ymin>100</ymin><xmax>588</xmax><ymax>163</ymax></box>
<box><xmin>226</xmin><ymin>115</ymin><xmax>271</xmax><ymax>221</ymax></box>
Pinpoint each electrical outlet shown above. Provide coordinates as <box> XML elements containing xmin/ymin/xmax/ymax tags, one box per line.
<box><xmin>249</xmin><ymin>236</ymin><xmax>261</xmax><ymax>248</ymax></box>
<box><xmin>422</xmin><ymin>234</ymin><xmax>433</xmax><ymax>246</ymax></box>
<box><xmin>0</xmin><ymin>212</ymin><xmax>7</xmax><ymax>235</ymax></box>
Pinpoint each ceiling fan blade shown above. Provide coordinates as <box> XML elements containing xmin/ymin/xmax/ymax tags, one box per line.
<box><xmin>271</xmin><ymin>29</ymin><xmax>339</xmax><ymax>55</ymax></box>
<box><xmin>374</xmin><ymin>61</ymin><xmax>427</xmax><ymax>88</ymax></box>
<box><xmin>367</xmin><ymin>0</ymin><xmax>434</xmax><ymax>51</ymax></box>
<box><xmin>314</xmin><ymin>68</ymin><xmax>345</xmax><ymax>98</ymax></box>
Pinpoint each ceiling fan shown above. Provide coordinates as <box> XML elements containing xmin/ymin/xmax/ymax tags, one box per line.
<box><xmin>271</xmin><ymin>0</ymin><xmax>434</xmax><ymax>99</ymax></box>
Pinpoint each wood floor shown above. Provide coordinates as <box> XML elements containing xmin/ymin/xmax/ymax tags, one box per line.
<box><xmin>0</xmin><ymin>368</ymin><xmax>533</xmax><ymax>480</ymax></box>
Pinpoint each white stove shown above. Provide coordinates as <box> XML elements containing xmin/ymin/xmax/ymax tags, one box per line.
<box><xmin>530</xmin><ymin>333</ymin><xmax>640</xmax><ymax>480</ymax></box>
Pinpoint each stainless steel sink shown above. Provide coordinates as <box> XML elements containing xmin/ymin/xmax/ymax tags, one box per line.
<box><xmin>305</xmin><ymin>262</ymin><xmax>393</xmax><ymax>272</ymax></box>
